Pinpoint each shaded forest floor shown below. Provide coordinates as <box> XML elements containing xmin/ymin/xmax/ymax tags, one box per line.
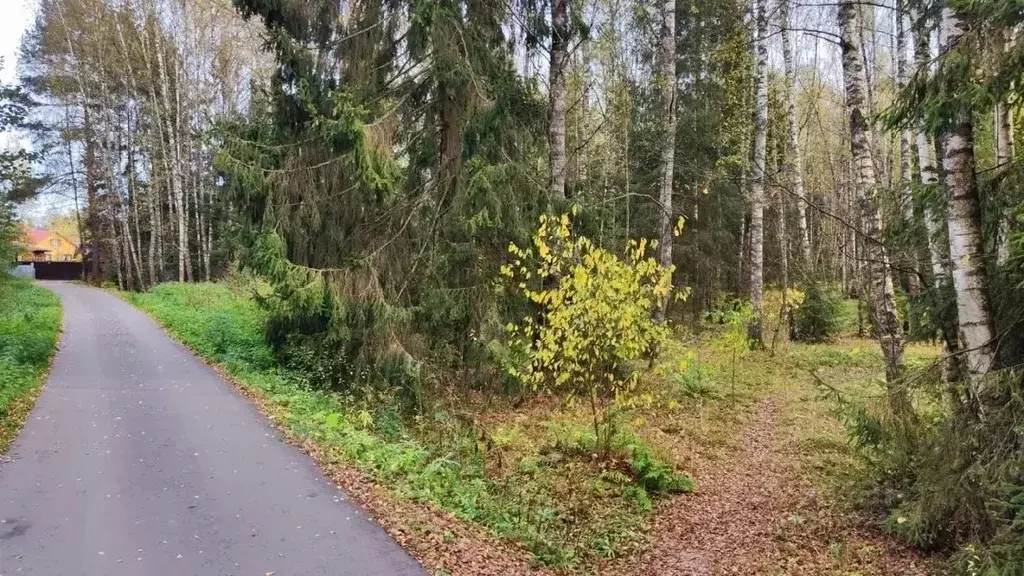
<box><xmin>123</xmin><ymin>280</ymin><xmax>939</xmax><ymax>575</ymax></box>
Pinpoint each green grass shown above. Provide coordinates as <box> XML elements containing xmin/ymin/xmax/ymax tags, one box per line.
<box><xmin>124</xmin><ymin>281</ymin><xmax>690</xmax><ymax>569</ymax></box>
<box><xmin>124</xmin><ymin>281</ymin><xmax>944</xmax><ymax>573</ymax></box>
<box><xmin>0</xmin><ymin>276</ymin><xmax>62</xmax><ymax>450</ymax></box>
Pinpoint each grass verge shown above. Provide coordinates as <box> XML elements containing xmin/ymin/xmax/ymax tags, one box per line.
<box><xmin>123</xmin><ymin>281</ymin><xmax>692</xmax><ymax>570</ymax></box>
<box><xmin>123</xmin><ymin>281</ymin><xmax>934</xmax><ymax>574</ymax></box>
<box><xmin>0</xmin><ymin>276</ymin><xmax>62</xmax><ymax>451</ymax></box>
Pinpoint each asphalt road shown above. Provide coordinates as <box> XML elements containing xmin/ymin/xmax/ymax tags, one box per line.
<box><xmin>0</xmin><ymin>282</ymin><xmax>424</xmax><ymax>576</ymax></box>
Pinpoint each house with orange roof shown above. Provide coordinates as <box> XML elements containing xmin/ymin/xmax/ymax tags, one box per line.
<box><xmin>18</xmin><ymin>228</ymin><xmax>81</xmax><ymax>263</ymax></box>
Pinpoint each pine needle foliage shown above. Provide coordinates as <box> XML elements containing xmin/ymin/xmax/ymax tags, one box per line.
<box><xmin>219</xmin><ymin>0</ymin><xmax>550</xmax><ymax>397</ymax></box>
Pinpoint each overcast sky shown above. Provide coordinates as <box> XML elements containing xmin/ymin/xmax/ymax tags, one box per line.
<box><xmin>0</xmin><ymin>0</ymin><xmax>36</xmax><ymax>84</ymax></box>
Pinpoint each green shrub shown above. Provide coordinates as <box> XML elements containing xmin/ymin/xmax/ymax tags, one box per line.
<box><xmin>502</xmin><ymin>213</ymin><xmax>675</xmax><ymax>453</ymax></box>
<box><xmin>669</xmin><ymin>352</ymin><xmax>719</xmax><ymax>399</ymax></box>
<box><xmin>627</xmin><ymin>442</ymin><xmax>695</xmax><ymax>494</ymax></box>
<box><xmin>839</xmin><ymin>367</ymin><xmax>1024</xmax><ymax>572</ymax></box>
<box><xmin>793</xmin><ymin>281</ymin><xmax>843</xmax><ymax>342</ymax></box>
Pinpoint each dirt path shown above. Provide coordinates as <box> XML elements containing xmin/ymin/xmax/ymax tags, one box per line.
<box><xmin>617</xmin><ymin>396</ymin><xmax>931</xmax><ymax>576</ymax></box>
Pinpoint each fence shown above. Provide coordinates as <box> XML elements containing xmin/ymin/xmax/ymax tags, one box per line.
<box><xmin>17</xmin><ymin>262</ymin><xmax>83</xmax><ymax>281</ymax></box>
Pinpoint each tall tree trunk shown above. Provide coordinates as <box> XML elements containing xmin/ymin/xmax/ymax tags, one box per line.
<box><xmin>193</xmin><ymin>160</ymin><xmax>207</xmax><ymax>281</ymax></box>
<box><xmin>111</xmin><ymin>220</ymin><xmax>125</xmax><ymax>292</ymax></box>
<box><xmin>63</xmin><ymin>107</ymin><xmax>84</xmax><ymax>273</ymax></box>
<box><xmin>54</xmin><ymin>2</ymin><xmax>99</xmax><ymax>282</ymax></box>
<box><xmin>148</xmin><ymin>167</ymin><xmax>159</xmax><ymax>286</ymax></box>
<box><xmin>548</xmin><ymin>0</ymin><xmax>568</xmax><ymax>203</ymax></box>
<box><xmin>137</xmin><ymin>16</ymin><xmax>169</xmax><ymax>282</ymax></box>
<box><xmin>896</xmin><ymin>0</ymin><xmax>921</xmax><ymax>294</ymax></box>
<box><xmin>940</xmin><ymin>6</ymin><xmax>998</xmax><ymax>389</ymax></box>
<box><xmin>155</xmin><ymin>30</ymin><xmax>188</xmax><ymax>282</ymax></box>
<box><xmin>777</xmin><ymin>189</ymin><xmax>789</xmax><ymax>290</ymax></box>
<box><xmin>84</xmin><ymin>109</ymin><xmax>101</xmax><ymax>283</ymax></box>
<box><xmin>175</xmin><ymin>59</ymin><xmax>194</xmax><ymax>283</ymax></box>
<box><xmin>578</xmin><ymin>38</ymin><xmax>590</xmax><ymax>194</ymax></box>
<box><xmin>839</xmin><ymin>0</ymin><xmax>907</xmax><ymax>413</ymax></box>
<box><xmin>654</xmin><ymin>0</ymin><xmax>677</xmax><ymax>322</ymax></box>
<box><xmin>995</xmin><ymin>103</ymin><xmax>1014</xmax><ymax>168</ymax></box>
<box><xmin>919</xmin><ymin>136</ymin><xmax>949</xmax><ymax>281</ymax></box>
<box><xmin>748</xmin><ymin>0</ymin><xmax>768</xmax><ymax>345</ymax></box>
<box><xmin>738</xmin><ymin>207</ymin><xmax>750</xmax><ymax>295</ymax></box>
<box><xmin>996</xmin><ymin>100</ymin><xmax>1015</xmax><ymax>265</ymax></box>
<box><xmin>913</xmin><ymin>9</ymin><xmax>948</xmax><ymax>286</ymax></box>
<box><xmin>773</xmin><ymin>186</ymin><xmax>790</xmax><ymax>352</ymax></box>
<box><xmin>114</xmin><ymin>15</ymin><xmax>146</xmax><ymax>288</ymax></box>
<box><xmin>124</xmin><ymin>120</ymin><xmax>145</xmax><ymax>290</ymax></box>
<box><xmin>911</xmin><ymin>7</ymin><xmax>962</xmax><ymax>384</ymax></box>
<box><xmin>438</xmin><ymin>81</ymin><xmax>462</xmax><ymax>211</ymax></box>
<box><xmin>780</xmin><ymin>0</ymin><xmax>810</xmax><ymax>268</ymax></box>
<box><xmin>204</xmin><ymin>184</ymin><xmax>213</xmax><ymax>281</ymax></box>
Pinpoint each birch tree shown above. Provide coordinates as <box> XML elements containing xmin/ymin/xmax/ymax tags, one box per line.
<box><xmin>748</xmin><ymin>0</ymin><xmax>768</xmax><ymax>345</ymax></box>
<box><xmin>654</xmin><ymin>0</ymin><xmax>677</xmax><ymax>322</ymax></box>
<box><xmin>549</xmin><ymin>0</ymin><xmax>568</xmax><ymax>202</ymax></box>
<box><xmin>912</xmin><ymin>9</ymin><xmax>947</xmax><ymax>285</ymax></box>
<box><xmin>780</xmin><ymin>0</ymin><xmax>810</xmax><ymax>268</ymax></box>
<box><xmin>895</xmin><ymin>0</ymin><xmax>920</xmax><ymax>294</ymax></box>
<box><xmin>939</xmin><ymin>5</ymin><xmax>998</xmax><ymax>384</ymax></box>
<box><xmin>908</xmin><ymin>6</ymin><xmax>963</xmax><ymax>384</ymax></box>
<box><xmin>996</xmin><ymin>90</ymin><xmax>1015</xmax><ymax>265</ymax></box>
<box><xmin>839</xmin><ymin>0</ymin><xmax>907</xmax><ymax>412</ymax></box>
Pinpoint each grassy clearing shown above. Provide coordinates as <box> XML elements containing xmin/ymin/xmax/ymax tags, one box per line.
<box><xmin>0</xmin><ymin>277</ymin><xmax>62</xmax><ymax>451</ymax></box>
<box><xmin>125</xmin><ymin>281</ymin><xmax>935</xmax><ymax>573</ymax></box>
<box><xmin>778</xmin><ymin>336</ymin><xmax>942</xmax><ymax>499</ymax></box>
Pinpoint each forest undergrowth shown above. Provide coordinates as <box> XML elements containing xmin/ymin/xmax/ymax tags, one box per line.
<box><xmin>122</xmin><ymin>277</ymin><xmax>937</xmax><ymax>575</ymax></box>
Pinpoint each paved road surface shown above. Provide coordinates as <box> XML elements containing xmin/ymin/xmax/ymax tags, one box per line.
<box><xmin>0</xmin><ymin>282</ymin><xmax>424</xmax><ymax>576</ymax></box>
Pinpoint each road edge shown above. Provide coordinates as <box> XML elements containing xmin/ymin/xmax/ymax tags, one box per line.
<box><xmin>0</xmin><ymin>280</ymin><xmax>64</xmax><ymax>453</ymax></box>
<box><xmin>109</xmin><ymin>286</ymin><xmax>548</xmax><ymax>576</ymax></box>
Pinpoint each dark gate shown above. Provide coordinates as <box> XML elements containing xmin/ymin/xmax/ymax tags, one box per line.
<box><xmin>30</xmin><ymin>262</ymin><xmax>84</xmax><ymax>281</ymax></box>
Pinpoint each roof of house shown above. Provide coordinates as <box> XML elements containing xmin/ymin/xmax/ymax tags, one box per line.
<box><xmin>22</xmin><ymin>229</ymin><xmax>79</xmax><ymax>252</ymax></box>
<box><xmin>27</xmin><ymin>229</ymin><xmax>50</xmax><ymax>245</ymax></box>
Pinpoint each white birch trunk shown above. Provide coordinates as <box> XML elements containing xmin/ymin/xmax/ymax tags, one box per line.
<box><xmin>940</xmin><ymin>6</ymin><xmax>999</xmax><ymax>382</ymax></box>
<box><xmin>137</xmin><ymin>17</ymin><xmax>168</xmax><ymax>282</ymax></box>
<box><xmin>204</xmin><ymin>183</ymin><xmax>213</xmax><ymax>281</ymax></box>
<box><xmin>114</xmin><ymin>16</ymin><xmax>147</xmax><ymax>289</ymax></box>
<box><xmin>911</xmin><ymin>9</ymin><xmax>948</xmax><ymax>284</ymax></box>
<box><xmin>996</xmin><ymin>100</ymin><xmax>1015</xmax><ymax>265</ymax></box>
<box><xmin>996</xmin><ymin>103</ymin><xmax>1014</xmax><ymax>169</ymax></box>
<box><xmin>548</xmin><ymin>0</ymin><xmax>568</xmax><ymax>202</ymax></box>
<box><xmin>777</xmin><ymin>189</ymin><xmax>789</xmax><ymax>290</ymax></box>
<box><xmin>839</xmin><ymin>0</ymin><xmax>907</xmax><ymax>409</ymax></box>
<box><xmin>175</xmin><ymin>56</ymin><xmax>194</xmax><ymax>283</ymax></box>
<box><xmin>654</xmin><ymin>0</ymin><xmax>677</xmax><ymax>322</ymax></box>
<box><xmin>147</xmin><ymin>161</ymin><xmax>159</xmax><ymax>285</ymax></box>
<box><xmin>937</xmin><ymin>7</ymin><xmax>999</xmax><ymax>385</ymax></box>
<box><xmin>918</xmin><ymin>133</ymin><xmax>948</xmax><ymax>280</ymax></box>
<box><xmin>780</xmin><ymin>0</ymin><xmax>811</xmax><ymax>267</ymax></box>
<box><xmin>748</xmin><ymin>0</ymin><xmax>768</xmax><ymax>344</ymax></box>
<box><xmin>896</xmin><ymin>0</ymin><xmax>921</xmax><ymax>294</ymax></box>
<box><xmin>155</xmin><ymin>28</ymin><xmax>188</xmax><ymax>282</ymax></box>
